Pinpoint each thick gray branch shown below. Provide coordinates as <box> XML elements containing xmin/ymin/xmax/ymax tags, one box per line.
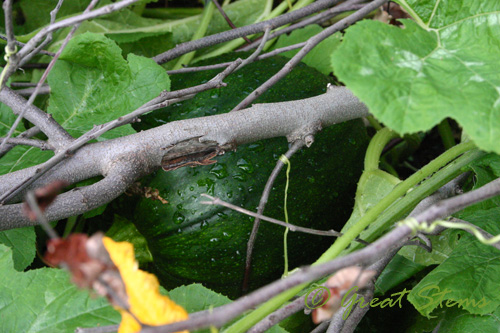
<box><xmin>0</xmin><ymin>87</ymin><xmax>368</xmax><ymax>228</ymax></box>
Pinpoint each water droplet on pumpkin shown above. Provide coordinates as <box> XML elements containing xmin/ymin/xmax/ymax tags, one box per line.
<box><xmin>233</xmin><ymin>173</ymin><xmax>247</xmax><ymax>181</ymax></box>
<box><xmin>173</xmin><ymin>211</ymin><xmax>185</xmax><ymax>224</ymax></box>
<box><xmin>210</xmin><ymin>164</ymin><xmax>228</xmax><ymax>179</ymax></box>
<box><xmin>237</xmin><ymin>158</ymin><xmax>254</xmax><ymax>174</ymax></box>
<box><xmin>201</xmin><ymin>220</ymin><xmax>209</xmax><ymax>229</ymax></box>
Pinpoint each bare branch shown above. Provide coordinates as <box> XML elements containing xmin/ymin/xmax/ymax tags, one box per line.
<box><xmin>0</xmin><ymin>87</ymin><xmax>368</xmax><ymax>227</ymax></box>
<box><xmin>17</xmin><ymin>0</ymin><xmax>65</xmax><ymax>68</ymax></box>
<box><xmin>1</xmin><ymin>163</ymin><xmax>141</xmax><ymax>230</ymax></box>
<box><xmin>232</xmin><ymin>0</ymin><xmax>387</xmax><ymax>111</ymax></box>
<box><xmin>0</xmin><ymin>87</ymin><xmax>73</xmax><ymax>145</ymax></box>
<box><xmin>0</xmin><ymin>137</ymin><xmax>54</xmax><ymax>150</ymax></box>
<box><xmin>153</xmin><ymin>0</ymin><xmax>345</xmax><ymax>64</ymax></box>
<box><xmin>0</xmin><ymin>59</ymin><xmax>242</xmax><ymax>205</ymax></box>
<box><xmin>248</xmin><ymin>296</ymin><xmax>305</xmax><ymax>333</ymax></box>
<box><xmin>14</xmin><ymin>86</ymin><xmax>51</xmax><ymax>96</ymax></box>
<box><xmin>2</xmin><ymin>0</ymin><xmax>16</xmax><ymax>55</ymax></box>
<box><xmin>0</xmin><ymin>0</ymin><xmax>97</xmax><ymax>155</ymax></box>
<box><xmin>244</xmin><ymin>139</ymin><xmax>305</xmax><ymax>292</ymax></box>
<box><xmin>200</xmin><ymin>194</ymin><xmax>350</xmax><ymax>238</ymax></box>
<box><xmin>17</xmin><ymin>0</ymin><xmax>141</xmax><ymax>60</ymax></box>
<box><xmin>239</xmin><ymin>1</ymin><xmax>366</xmax><ymax>52</ymax></box>
<box><xmin>0</xmin><ymin>35</ymin><xmax>55</xmax><ymax>56</ymax></box>
<box><xmin>213</xmin><ymin>0</ymin><xmax>252</xmax><ymax>44</ymax></box>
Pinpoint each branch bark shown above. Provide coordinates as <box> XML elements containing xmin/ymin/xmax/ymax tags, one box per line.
<box><xmin>0</xmin><ymin>87</ymin><xmax>368</xmax><ymax>228</ymax></box>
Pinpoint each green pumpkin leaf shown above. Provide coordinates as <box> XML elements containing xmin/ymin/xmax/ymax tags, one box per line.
<box><xmin>408</xmin><ymin>207</ymin><xmax>500</xmax><ymax>317</ymax></box>
<box><xmin>0</xmin><ymin>243</ymin><xmax>120</xmax><ymax>332</ymax></box>
<box><xmin>47</xmin><ymin>32</ymin><xmax>170</xmax><ymax>139</ymax></box>
<box><xmin>332</xmin><ymin>1</ymin><xmax>500</xmax><ymax>154</ymax></box>
<box><xmin>0</xmin><ymin>227</ymin><xmax>36</xmax><ymax>271</ymax></box>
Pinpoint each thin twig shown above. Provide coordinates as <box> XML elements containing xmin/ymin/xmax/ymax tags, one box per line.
<box><xmin>239</xmin><ymin>2</ymin><xmax>366</xmax><ymax>52</ymax></box>
<box><xmin>213</xmin><ymin>0</ymin><xmax>252</xmax><ymax>44</ymax></box>
<box><xmin>142</xmin><ymin>170</ymin><xmax>500</xmax><ymax>333</ymax></box>
<box><xmin>0</xmin><ymin>60</ymin><xmax>242</xmax><ymax>205</ymax></box>
<box><xmin>234</xmin><ymin>26</ymin><xmax>271</xmax><ymax>72</ymax></box>
<box><xmin>166</xmin><ymin>40</ymin><xmax>303</xmax><ymax>75</ymax></box>
<box><xmin>2</xmin><ymin>0</ymin><xmax>16</xmax><ymax>55</ymax></box>
<box><xmin>17</xmin><ymin>0</ymin><xmax>140</xmax><ymax>60</ymax></box>
<box><xmin>232</xmin><ymin>0</ymin><xmax>386</xmax><ymax>111</ymax></box>
<box><xmin>0</xmin><ymin>35</ymin><xmax>55</xmax><ymax>56</ymax></box>
<box><xmin>201</xmin><ymin>193</ymin><xmax>360</xmax><ymax>238</ymax></box>
<box><xmin>0</xmin><ymin>137</ymin><xmax>54</xmax><ymax>150</ymax></box>
<box><xmin>248</xmin><ymin>295</ymin><xmax>306</xmax><ymax>333</ymax></box>
<box><xmin>0</xmin><ymin>0</ymin><xmax>69</xmax><ymax>154</ymax></box>
<box><xmin>18</xmin><ymin>0</ymin><xmax>65</xmax><ymax>68</ymax></box>
<box><xmin>0</xmin><ymin>87</ymin><xmax>72</xmax><ymax>145</ymax></box>
<box><xmin>153</xmin><ymin>0</ymin><xmax>344</xmax><ymax>64</ymax></box>
<box><xmin>243</xmin><ymin>140</ymin><xmax>304</xmax><ymax>292</ymax></box>
<box><xmin>25</xmin><ymin>191</ymin><xmax>59</xmax><ymax>239</ymax></box>
<box><xmin>15</xmin><ymin>86</ymin><xmax>51</xmax><ymax>96</ymax></box>
<box><xmin>10</xmin><ymin>82</ymin><xmax>45</xmax><ymax>88</ymax></box>
<box><xmin>0</xmin><ymin>126</ymin><xmax>41</xmax><ymax>158</ymax></box>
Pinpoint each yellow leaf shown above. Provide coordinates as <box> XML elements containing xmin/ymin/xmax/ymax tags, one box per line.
<box><xmin>102</xmin><ymin>237</ymin><xmax>189</xmax><ymax>333</ymax></box>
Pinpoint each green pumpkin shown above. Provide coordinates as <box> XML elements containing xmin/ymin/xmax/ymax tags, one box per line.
<box><xmin>131</xmin><ymin>53</ymin><xmax>369</xmax><ymax>298</ymax></box>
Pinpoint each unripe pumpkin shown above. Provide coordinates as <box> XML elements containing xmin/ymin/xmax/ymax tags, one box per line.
<box><xmin>132</xmin><ymin>53</ymin><xmax>369</xmax><ymax>298</ymax></box>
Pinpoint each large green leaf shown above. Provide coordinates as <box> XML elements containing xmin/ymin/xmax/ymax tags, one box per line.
<box><xmin>332</xmin><ymin>1</ymin><xmax>500</xmax><ymax>154</ymax></box>
<box><xmin>408</xmin><ymin>207</ymin><xmax>500</xmax><ymax>317</ymax></box>
<box><xmin>47</xmin><ymin>32</ymin><xmax>170</xmax><ymax>139</ymax></box>
<box><xmin>0</xmin><ymin>243</ymin><xmax>120</xmax><ymax>332</ymax></box>
<box><xmin>0</xmin><ymin>227</ymin><xmax>36</xmax><ymax>271</ymax></box>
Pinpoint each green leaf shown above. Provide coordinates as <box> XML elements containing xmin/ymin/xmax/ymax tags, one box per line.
<box><xmin>340</xmin><ymin>169</ymin><xmax>401</xmax><ymax>253</ymax></box>
<box><xmin>408</xmin><ymin>207</ymin><xmax>500</xmax><ymax>317</ymax></box>
<box><xmin>398</xmin><ymin>229</ymin><xmax>459</xmax><ymax>266</ymax></box>
<box><xmin>375</xmin><ymin>254</ymin><xmax>425</xmax><ymax>295</ymax></box>
<box><xmin>47</xmin><ymin>32</ymin><xmax>170</xmax><ymax>139</ymax></box>
<box><xmin>270</xmin><ymin>25</ymin><xmax>341</xmax><ymax>75</ymax></box>
<box><xmin>18</xmin><ymin>0</ymin><xmax>92</xmax><ymax>33</ymax></box>
<box><xmin>0</xmin><ymin>146</ymin><xmax>54</xmax><ymax>175</ymax></box>
<box><xmin>168</xmin><ymin>283</ymin><xmax>232</xmax><ymax>313</ymax></box>
<box><xmin>0</xmin><ymin>227</ymin><xmax>36</xmax><ymax>271</ymax></box>
<box><xmin>0</xmin><ymin>243</ymin><xmax>120</xmax><ymax>332</ymax></box>
<box><xmin>106</xmin><ymin>214</ymin><xmax>152</xmax><ymax>264</ymax></box>
<box><xmin>432</xmin><ymin>305</ymin><xmax>500</xmax><ymax>332</ymax></box>
<box><xmin>332</xmin><ymin>2</ymin><xmax>500</xmax><ymax>154</ymax></box>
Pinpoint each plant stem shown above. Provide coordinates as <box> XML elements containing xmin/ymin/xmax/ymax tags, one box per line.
<box><xmin>438</xmin><ymin>118</ymin><xmax>456</xmax><ymax>149</ymax></box>
<box><xmin>364</xmin><ymin>127</ymin><xmax>398</xmax><ymax>171</ymax></box>
<box><xmin>316</xmin><ymin>140</ymin><xmax>476</xmax><ymax>265</ymax></box>
<box><xmin>224</xmin><ymin>141</ymin><xmax>478</xmax><ymax>332</ymax></box>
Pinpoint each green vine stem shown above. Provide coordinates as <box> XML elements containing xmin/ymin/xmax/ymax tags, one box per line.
<box><xmin>172</xmin><ymin>1</ymin><xmax>216</xmax><ymax>70</ymax></box>
<box><xmin>316</xmin><ymin>140</ymin><xmax>476</xmax><ymax>265</ymax></box>
<box><xmin>225</xmin><ymin>141</ymin><xmax>479</xmax><ymax>333</ymax></box>
<box><xmin>438</xmin><ymin>118</ymin><xmax>456</xmax><ymax>150</ymax></box>
<box><xmin>364</xmin><ymin>127</ymin><xmax>398</xmax><ymax>171</ymax></box>
<box><xmin>343</xmin><ymin>148</ymin><xmax>485</xmax><ymax>255</ymax></box>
